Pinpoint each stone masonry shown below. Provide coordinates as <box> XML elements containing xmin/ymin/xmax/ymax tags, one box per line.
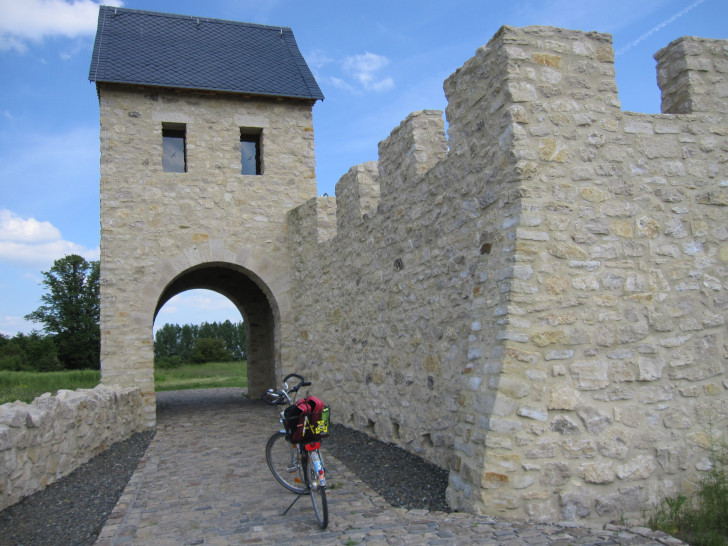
<box><xmin>94</xmin><ymin>19</ymin><xmax>728</xmax><ymax>523</ymax></box>
<box><xmin>286</xmin><ymin>26</ymin><xmax>728</xmax><ymax>523</ymax></box>
<box><xmin>97</xmin><ymin>86</ymin><xmax>318</xmax><ymax>426</ymax></box>
<box><xmin>0</xmin><ymin>385</ymin><xmax>144</xmax><ymax>510</ymax></box>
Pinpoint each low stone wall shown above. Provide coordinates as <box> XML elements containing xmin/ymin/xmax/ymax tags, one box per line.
<box><xmin>0</xmin><ymin>384</ymin><xmax>146</xmax><ymax>511</ymax></box>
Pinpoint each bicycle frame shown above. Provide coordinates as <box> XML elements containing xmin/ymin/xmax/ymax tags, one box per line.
<box><xmin>263</xmin><ymin>373</ymin><xmax>328</xmax><ymax>528</ymax></box>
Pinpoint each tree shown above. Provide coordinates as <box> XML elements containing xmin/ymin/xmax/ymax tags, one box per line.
<box><xmin>0</xmin><ymin>333</ymin><xmax>25</xmax><ymax>371</ymax></box>
<box><xmin>25</xmin><ymin>255</ymin><xmax>100</xmax><ymax>369</ymax></box>
<box><xmin>154</xmin><ymin>323</ymin><xmax>181</xmax><ymax>359</ymax></box>
<box><xmin>178</xmin><ymin>324</ymin><xmax>198</xmax><ymax>361</ymax></box>
<box><xmin>190</xmin><ymin>337</ymin><xmax>233</xmax><ymax>363</ymax></box>
<box><xmin>234</xmin><ymin>320</ymin><xmax>247</xmax><ymax>360</ymax></box>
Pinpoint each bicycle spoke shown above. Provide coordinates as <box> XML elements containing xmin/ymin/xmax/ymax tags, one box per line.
<box><xmin>265</xmin><ymin>432</ymin><xmax>307</xmax><ymax>494</ymax></box>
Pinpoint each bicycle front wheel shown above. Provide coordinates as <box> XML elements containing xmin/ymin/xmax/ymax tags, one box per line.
<box><xmin>307</xmin><ymin>452</ymin><xmax>328</xmax><ymax>528</ymax></box>
<box><xmin>265</xmin><ymin>432</ymin><xmax>307</xmax><ymax>494</ymax></box>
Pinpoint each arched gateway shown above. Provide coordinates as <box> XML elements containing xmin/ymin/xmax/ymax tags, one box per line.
<box><xmin>89</xmin><ymin>6</ymin><xmax>324</xmax><ymax>426</ymax></box>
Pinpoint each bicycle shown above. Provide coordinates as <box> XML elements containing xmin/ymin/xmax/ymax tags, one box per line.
<box><xmin>261</xmin><ymin>373</ymin><xmax>329</xmax><ymax>529</ymax></box>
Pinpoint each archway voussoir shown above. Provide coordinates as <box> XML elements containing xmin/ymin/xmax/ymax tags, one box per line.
<box><xmin>208</xmin><ymin>239</ymin><xmax>236</xmax><ymax>262</ymax></box>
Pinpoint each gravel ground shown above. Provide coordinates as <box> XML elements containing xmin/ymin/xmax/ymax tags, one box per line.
<box><xmin>0</xmin><ymin>430</ymin><xmax>155</xmax><ymax>546</ymax></box>
<box><xmin>324</xmin><ymin>423</ymin><xmax>450</xmax><ymax>513</ymax></box>
<box><xmin>0</xmin><ymin>397</ymin><xmax>448</xmax><ymax>545</ymax></box>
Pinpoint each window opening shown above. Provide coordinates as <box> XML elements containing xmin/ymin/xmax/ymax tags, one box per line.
<box><xmin>162</xmin><ymin>123</ymin><xmax>187</xmax><ymax>173</ymax></box>
<box><xmin>240</xmin><ymin>128</ymin><xmax>262</xmax><ymax>175</ymax></box>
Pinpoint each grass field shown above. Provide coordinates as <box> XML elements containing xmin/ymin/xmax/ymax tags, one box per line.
<box><xmin>154</xmin><ymin>361</ymin><xmax>247</xmax><ymax>391</ymax></box>
<box><xmin>0</xmin><ymin>369</ymin><xmax>100</xmax><ymax>405</ymax></box>
<box><xmin>0</xmin><ymin>361</ymin><xmax>247</xmax><ymax>405</ymax></box>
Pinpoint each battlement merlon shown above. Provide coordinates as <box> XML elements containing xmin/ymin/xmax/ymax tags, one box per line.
<box><xmin>445</xmin><ymin>25</ymin><xmax>618</xmax><ymax>159</ymax></box>
<box><xmin>655</xmin><ymin>36</ymin><xmax>728</xmax><ymax>114</ymax></box>
<box><xmin>287</xmin><ymin>196</ymin><xmax>337</xmax><ymax>259</ymax></box>
<box><xmin>377</xmin><ymin>110</ymin><xmax>448</xmax><ymax>200</ymax></box>
<box><xmin>334</xmin><ymin>161</ymin><xmax>380</xmax><ymax>236</ymax></box>
<box><xmin>333</xmin><ymin>109</ymin><xmax>446</xmax><ymax>237</ymax></box>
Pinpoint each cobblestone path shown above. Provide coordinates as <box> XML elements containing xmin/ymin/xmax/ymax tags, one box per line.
<box><xmin>96</xmin><ymin>389</ymin><xmax>681</xmax><ymax>545</ymax></box>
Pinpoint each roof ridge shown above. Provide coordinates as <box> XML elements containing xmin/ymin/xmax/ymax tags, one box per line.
<box><xmin>99</xmin><ymin>5</ymin><xmax>292</xmax><ymax>33</ymax></box>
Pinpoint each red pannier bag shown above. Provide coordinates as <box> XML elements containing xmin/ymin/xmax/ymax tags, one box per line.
<box><xmin>283</xmin><ymin>395</ymin><xmax>329</xmax><ymax>443</ymax></box>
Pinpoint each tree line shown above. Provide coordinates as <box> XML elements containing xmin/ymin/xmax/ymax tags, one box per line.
<box><xmin>154</xmin><ymin>321</ymin><xmax>247</xmax><ymax>367</ymax></box>
<box><xmin>1</xmin><ymin>254</ymin><xmax>246</xmax><ymax>372</ymax></box>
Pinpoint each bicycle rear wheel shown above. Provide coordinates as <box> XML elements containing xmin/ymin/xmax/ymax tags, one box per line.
<box><xmin>307</xmin><ymin>452</ymin><xmax>328</xmax><ymax>528</ymax></box>
<box><xmin>265</xmin><ymin>432</ymin><xmax>307</xmax><ymax>494</ymax></box>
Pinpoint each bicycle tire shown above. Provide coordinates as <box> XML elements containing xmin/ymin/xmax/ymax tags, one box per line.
<box><xmin>265</xmin><ymin>432</ymin><xmax>307</xmax><ymax>494</ymax></box>
<box><xmin>307</xmin><ymin>452</ymin><xmax>328</xmax><ymax>528</ymax></box>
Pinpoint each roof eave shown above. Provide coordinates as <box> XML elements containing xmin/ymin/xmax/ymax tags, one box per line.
<box><xmin>93</xmin><ymin>80</ymin><xmax>324</xmax><ymax>103</ymax></box>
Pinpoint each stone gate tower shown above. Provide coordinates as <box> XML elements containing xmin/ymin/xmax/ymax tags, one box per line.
<box><xmin>89</xmin><ymin>7</ymin><xmax>323</xmax><ymax>425</ymax></box>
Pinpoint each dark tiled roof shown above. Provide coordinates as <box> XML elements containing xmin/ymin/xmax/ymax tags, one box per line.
<box><xmin>89</xmin><ymin>6</ymin><xmax>323</xmax><ymax>101</ymax></box>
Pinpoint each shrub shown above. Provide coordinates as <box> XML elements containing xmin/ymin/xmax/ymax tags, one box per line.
<box><xmin>650</xmin><ymin>441</ymin><xmax>728</xmax><ymax>546</ymax></box>
<box><xmin>155</xmin><ymin>355</ymin><xmax>183</xmax><ymax>368</ymax></box>
<box><xmin>0</xmin><ymin>354</ymin><xmax>28</xmax><ymax>372</ymax></box>
<box><xmin>189</xmin><ymin>337</ymin><xmax>233</xmax><ymax>364</ymax></box>
<box><xmin>0</xmin><ymin>332</ymin><xmax>62</xmax><ymax>372</ymax></box>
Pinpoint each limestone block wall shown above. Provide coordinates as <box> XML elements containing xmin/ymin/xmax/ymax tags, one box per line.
<box><xmin>288</xmin><ymin>26</ymin><xmax>728</xmax><ymax>523</ymax></box>
<box><xmin>97</xmin><ymin>86</ymin><xmax>317</xmax><ymax>424</ymax></box>
<box><xmin>289</xmin><ymin>104</ymin><xmax>514</xmax><ymax>471</ymax></box>
<box><xmin>656</xmin><ymin>35</ymin><xmax>728</xmax><ymax>115</ymax></box>
<box><xmin>0</xmin><ymin>384</ymin><xmax>145</xmax><ymax>510</ymax></box>
<box><xmin>452</xmin><ymin>29</ymin><xmax>728</xmax><ymax>522</ymax></box>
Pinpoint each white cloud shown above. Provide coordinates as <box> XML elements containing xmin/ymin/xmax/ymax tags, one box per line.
<box><xmin>304</xmin><ymin>49</ymin><xmax>395</xmax><ymax>95</ymax></box>
<box><xmin>343</xmin><ymin>52</ymin><xmax>395</xmax><ymax>92</ymax></box>
<box><xmin>155</xmin><ymin>289</ymin><xmax>242</xmax><ymax>331</ymax></box>
<box><xmin>0</xmin><ymin>209</ymin><xmax>98</xmax><ymax>267</ymax></box>
<box><xmin>0</xmin><ymin>209</ymin><xmax>60</xmax><ymax>242</ymax></box>
<box><xmin>306</xmin><ymin>49</ymin><xmax>334</xmax><ymax>69</ymax></box>
<box><xmin>0</xmin><ymin>313</ymin><xmax>42</xmax><ymax>336</ymax></box>
<box><xmin>328</xmin><ymin>76</ymin><xmax>356</xmax><ymax>93</ymax></box>
<box><xmin>0</xmin><ymin>0</ymin><xmax>123</xmax><ymax>52</ymax></box>
<box><xmin>158</xmin><ymin>290</ymin><xmax>237</xmax><ymax>316</ymax></box>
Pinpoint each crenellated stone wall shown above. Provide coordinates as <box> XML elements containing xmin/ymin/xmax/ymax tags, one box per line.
<box><xmin>0</xmin><ymin>384</ymin><xmax>145</xmax><ymax>510</ymax></box>
<box><xmin>287</xmin><ymin>26</ymin><xmax>728</xmax><ymax>523</ymax></box>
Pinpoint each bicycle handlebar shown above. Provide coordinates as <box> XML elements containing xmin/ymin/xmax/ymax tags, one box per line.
<box><xmin>260</xmin><ymin>373</ymin><xmax>311</xmax><ymax>406</ymax></box>
<box><xmin>283</xmin><ymin>373</ymin><xmax>311</xmax><ymax>391</ymax></box>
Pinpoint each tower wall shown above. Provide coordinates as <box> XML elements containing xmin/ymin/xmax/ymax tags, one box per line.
<box><xmin>98</xmin><ymin>85</ymin><xmax>317</xmax><ymax>425</ymax></box>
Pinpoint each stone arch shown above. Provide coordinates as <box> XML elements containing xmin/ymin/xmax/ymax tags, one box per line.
<box><xmin>154</xmin><ymin>262</ymin><xmax>279</xmax><ymax>400</ymax></box>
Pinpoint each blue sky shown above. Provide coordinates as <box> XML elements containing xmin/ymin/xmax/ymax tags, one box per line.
<box><xmin>1</xmin><ymin>0</ymin><xmax>725</xmax><ymax>336</ymax></box>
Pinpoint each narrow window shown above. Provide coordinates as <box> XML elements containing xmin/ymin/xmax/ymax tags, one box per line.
<box><xmin>162</xmin><ymin>123</ymin><xmax>186</xmax><ymax>173</ymax></box>
<box><xmin>240</xmin><ymin>128</ymin><xmax>262</xmax><ymax>175</ymax></box>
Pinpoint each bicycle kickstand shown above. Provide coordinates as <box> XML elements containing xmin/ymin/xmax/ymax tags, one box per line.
<box><xmin>281</xmin><ymin>488</ymin><xmax>308</xmax><ymax>516</ymax></box>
